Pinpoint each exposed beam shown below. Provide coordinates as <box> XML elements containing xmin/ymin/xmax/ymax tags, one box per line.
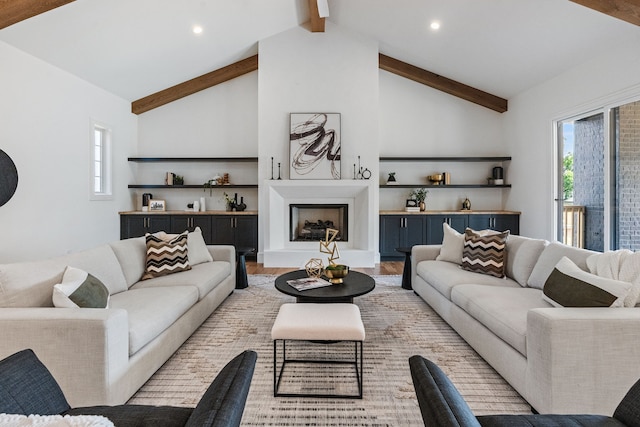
<box><xmin>132</xmin><ymin>55</ymin><xmax>259</xmax><ymax>115</ymax></box>
<box><xmin>0</xmin><ymin>0</ymin><xmax>75</xmax><ymax>30</ymax></box>
<box><xmin>570</xmin><ymin>0</ymin><xmax>640</xmax><ymax>27</ymax></box>
<box><xmin>308</xmin><ymin>0</ymin><xmax>325</xmax><ymax>32</ymax></box>
<box><xmin>379</xmin><ymin>54</ymin><xmax>508</xmax><ymax>113</ymax></box>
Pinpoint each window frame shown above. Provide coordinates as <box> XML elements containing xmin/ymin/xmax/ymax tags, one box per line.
<box><xmin>90</xmin><ymin>119</ymin><xmax>113</xmax><ymax>201</ymax></box>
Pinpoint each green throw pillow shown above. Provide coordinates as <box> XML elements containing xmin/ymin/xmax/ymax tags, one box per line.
<box><xmin>52</xmin><ymin>266</ymin><xmax>110</xmax><ymax>308</ymax></box>
<box><xmin>543</xmin><ymin>256</ymin><xmax>637</xmax><ymax>307</ymax></box>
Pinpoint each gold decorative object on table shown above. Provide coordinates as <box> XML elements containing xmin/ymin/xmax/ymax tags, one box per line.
<box><xmin>324</xmin><ymin>264</ymin><xmax>349</xmax><ymax>284</ymax></box>
<box><xmin>319</xmin><ymin>228</ymin><xmax>349</xmax><ymax>283</ymax></box>
<box><xmin>305</xmin><ymin>258</ymin><xmax>324</xmax><ymax>278</ymax></box>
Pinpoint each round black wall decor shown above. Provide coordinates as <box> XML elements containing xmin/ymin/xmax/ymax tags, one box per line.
<box><xmin>0</xmin><ymin>150</ymin><xmax>18</xmax><ymax>207</ymax></box>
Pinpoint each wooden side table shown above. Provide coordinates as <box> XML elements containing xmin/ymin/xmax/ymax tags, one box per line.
<box><xmin>396</xmin><ymin>247</ymin><xmax>413</xmax><ymax>290</ymax></box>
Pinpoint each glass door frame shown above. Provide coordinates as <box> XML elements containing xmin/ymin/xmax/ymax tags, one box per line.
<box><xmin>553</xmin><ymin>92</ymin><xmax>640</xmax><ymax>251</ymax></box>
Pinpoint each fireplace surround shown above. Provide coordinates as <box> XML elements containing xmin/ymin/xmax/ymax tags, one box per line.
<box><xmin>262</xmin><ymin>180</ymin><xmax>376</xmax><ymax>267</ymax></box>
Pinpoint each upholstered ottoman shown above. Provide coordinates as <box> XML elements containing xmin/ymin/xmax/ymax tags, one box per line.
<box><xmin>271</xmin><ymin>303</ymin><xmax>365</xmax><ymax>398</ymax></box>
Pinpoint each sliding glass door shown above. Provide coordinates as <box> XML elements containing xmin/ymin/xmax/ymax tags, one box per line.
<box><xmin>556</xmin><ymin>98</ymin><xmax>640</xmax><ymax>251</ymax></box>
<box><xmin>556</xmin><ymin>112</ymin><xmax>605</xmax><ymax>251</ymax></box>
<box><xmin>612</xmin><ymin>100</ymin><xmax>640</xmax><ymax>251</ymax></box>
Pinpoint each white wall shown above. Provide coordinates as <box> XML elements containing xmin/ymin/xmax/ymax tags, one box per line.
<box><xmin>257</xmin><ymin>23</ymin><xmax>380</xmax><ymax>261</ymax></box>
<box><xmin>504</xmin><ymin>38</ymin><xmax>640</xmax><ymax>240</ymax></box>
<box><xmin>136</xmin><ymin>72</ymin><xmax>258</xmax><ymax>212</ymax></box>
<box><xmin>0</xmin><ymin>41</ymin><xmax>137</xmax><ymax>263</ymax></box>
<box><xmin>378</xmin><ymin>70</ymin><xmax>507</xmax><ymax>211</ymax></box>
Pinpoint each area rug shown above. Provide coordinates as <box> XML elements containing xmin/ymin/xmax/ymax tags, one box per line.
<box><xmin>128</xmin><ymin>275</ymin><xmax>531</xmax><ymax>426</ymax></box>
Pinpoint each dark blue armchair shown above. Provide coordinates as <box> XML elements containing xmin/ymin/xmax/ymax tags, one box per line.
<box><xmin>0</xmin><ymin>348</ymin><xmax>257</xmax><ymax>427</ymax></box>
<box><xmin>409</xmin><ymin>355</ymin><xmax>640</xmax><ymax>427</ymax></box>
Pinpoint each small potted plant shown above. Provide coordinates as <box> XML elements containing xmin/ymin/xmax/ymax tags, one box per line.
<box><xmin>410</xmin><ymin>188</ymin><xmax>429</xmax><ymax>211</ymax></box>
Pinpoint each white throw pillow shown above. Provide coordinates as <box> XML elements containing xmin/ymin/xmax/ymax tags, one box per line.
<box><xmin>0</xmin><ymin>414</ymin><xmax>114</xmax><ymax>426</ymax></box>
<box><xmin>543</xmin><ymin>256</ymin><xmax>638</xmax><ymax>308</ymax></box>
<box><xmin>52</xmin><ymin>266</ymin><xmax>110</xmax><ymax>308</ymax></box>
<box><xmin>435</xmin><ymin>223</ymin><xmax>464</xmax><ymax>264</ymax></box>
<box><xmin>186</xmin><ymin>227</ymin><xmax>213</xmax><ymax>265</ymax></box>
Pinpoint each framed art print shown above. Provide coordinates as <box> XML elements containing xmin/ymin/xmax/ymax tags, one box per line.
<box><xmin>149</xmin><ymin>199</ymin><xmax>166</xmax><ymax>211</ymax></box>
<box><xmin>289</xmin><ymin>113</ymin><xmax>341</xmax><ymax>179</ymax></box>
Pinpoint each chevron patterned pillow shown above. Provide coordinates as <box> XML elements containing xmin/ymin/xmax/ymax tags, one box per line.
<box><xmin>461</xmin><ymin>228</ymin><xmax>510</xmax><ymax>278</ymax></box>
<box><xmin>142</xmin><ymin>231</ymin><xmax>191</xmax><ymax>280</ymax></box>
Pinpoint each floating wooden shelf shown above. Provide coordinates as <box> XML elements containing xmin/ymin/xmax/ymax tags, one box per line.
<box><xmin>128</xmin><ymin>157</ymin><xmax>258</xmax><ymax>162</ymax></box>
<box><xmin>381</xmin><ymin>184</ymin><xmax>511</xmax><ymax>189</ymax></box>
<box><xmin>379</xmin><ymin>156</ymin><xmax>511</xmax><ymax>162</ymax></box>
<box><xmin>128</xmin><ymin>184</ymin><xmax>258</xmax><ymax>189</ymax></box>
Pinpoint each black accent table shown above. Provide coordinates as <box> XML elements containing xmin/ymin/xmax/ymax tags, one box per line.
<box><xmin>275</xmin><ymin>270</ymin><xmax>375</xmax><ymax>303</ymax></box>
<box><xmin>396</xmin><ymin>247</ymin><xmax>413</xmax><ymax>290</ymax></box>
<box><xmin>235</xmin><ymin>247</ymin><xmax>254</xmax><ymax>289</ymax></box>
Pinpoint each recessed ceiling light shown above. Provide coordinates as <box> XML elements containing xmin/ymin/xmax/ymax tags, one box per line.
<box><xmin>192</xmin><ymin>25</ymin><xmax>203</xmax><ymax>35</ymax></box>
<box><xmin>430</xmin><ymin>21</ymin><xmax>441</xmax><ymax>30</ymax></box>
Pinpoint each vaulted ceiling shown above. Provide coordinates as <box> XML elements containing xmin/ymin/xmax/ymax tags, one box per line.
<box><xmin>1</xmin><ymin>0</ymin><xmax>639</xmax><ymax>109</ymax></box>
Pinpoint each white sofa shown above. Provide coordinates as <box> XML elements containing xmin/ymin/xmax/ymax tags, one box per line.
<box><xmin>0</xmin><ymin>231</ymin><xmax>235</xmax><ymax>407</ymax></box>
<box><xmin>411</xmin><ymin>234</ymin><xmax>640</xmax><ymax>416</ymax></box>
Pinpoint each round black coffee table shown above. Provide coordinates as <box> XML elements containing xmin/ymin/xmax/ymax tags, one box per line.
<box><xmin>275</xmin><ymin>270</ymin><xmax>375</xmax><ymax>303</ymax></box>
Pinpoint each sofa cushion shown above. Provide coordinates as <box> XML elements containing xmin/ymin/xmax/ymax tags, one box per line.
<box><xmin>142</xmin><ymin>232</ymin><xmax>191</xmax><ymax>280</ymax></box>
<box><xmin>451</xmin><ymin>285</ymin><xmax>550</xmax><ymax>356</ymax></box>
<box><xmin>109</xmin><ymin>286</ymin><xmax>199</xmax><ymax>355</ymax></box>
<box><xmin>435</xmin><ymin>223</ymin><xmax>464</xmax><ymax>264</ymax></box>
<box><xmin>52</xmin><ymin>267</ymin><xmax>110</xmax><ymax>309</ymax></box>
<box><xmin>130</xmin><ymin>261</ymin><xmax>230</xmax><ymax>301</ymax></box>
<box><xmin>543</xmin><ymin>256</ymin><xmax>637</xmax><ymax>308</ymax></box>
<box><xmin>0</xmin><ymin>246</ymin><xmax>127</xmax><ymax>308</ymax></box>
<box><xmin>109</xmin><ymin>237</ymin><xmax>147</xmax><ymax>288</ymax></box>
<box><xmin>527</xmin><ymin>242</ymin><xmax>597</xmax><ymax>289</ymax></box>
<box><xmin>505</xmin><ymin>235</ymin><xmax>548</xmax><ymax>287</ymax></box>
<box><xmin>416</xmin><ymin>260</ymin><xmax>520</xmax><ymax>300</ymax></box>
<box><xmin>461</xmin><ymin>229</ymin><xmax>509</xmax><ymax>278</ymax></box>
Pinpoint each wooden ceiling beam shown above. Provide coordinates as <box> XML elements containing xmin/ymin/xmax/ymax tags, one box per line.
<box><xmin>308</xmin><ymin>0</ymin><xmax>326</xmax><ymax>32</ymax></box>
<box><xmin>569</xmin><ymin>0</ymin><xmax>640</xmax><ymax>27</ymax></box>
<box><xmin>0</xmin><ymin>0</ymin><xmax>75</xmax><ymax>30</ymax></box>
<box><xmin>132</xmin><ymin>55</ymin><xmax>259</xmax><ymax>115</ymax></box>
<box><xmin>379</xmin><ymin>53</ymin><xmax>508</xmax><ymax>113</ymax></box>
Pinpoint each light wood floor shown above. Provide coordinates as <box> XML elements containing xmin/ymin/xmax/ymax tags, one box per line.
<box><xmin>246</xmin><ymin>260</ymin><xmax>404</xmax><ymax>275</ymax></box>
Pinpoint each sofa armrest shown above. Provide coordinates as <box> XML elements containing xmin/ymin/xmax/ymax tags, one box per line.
<box><xmin>207</xmin><ymin>245</ymin><xmax>235</xmax><ymax>265</ymax></box>
<box><xmin>526</xmin><ymin>307</ymin><xmax>640</xmax><ymax>415</ymax></box>
<box><xmin>411</xmin><ymin>245</ymin><xmax>442</xmax><ymax>286</ymax></box>
<box><xmin>0</xmin><ymin>308</ymin><xmax>130</xmax><ymax>407</ymax></box>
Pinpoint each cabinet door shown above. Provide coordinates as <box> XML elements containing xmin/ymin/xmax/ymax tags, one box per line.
<box><xmin>468</xmin><ymin>214</ymin><xmax>519</xmax><ymax>234</ymax></box>
<box><xmin>234</xmin><ymin>215</ymin><xmax>258</xmax><ymax>250</ymax></box>
<box><xmin>211</xmin><ymin>216</ymin><xmax>235</xmax><ymax>245</ymax></box>
<box><xmin>426</xmin><ymin>215</ymin><xmax>467</xmax><ymax>244</ymax></box>
<box><xmin>468</xmin><ymin>214</ymin><xmax>493</xmax><ymax>231</ymax></box>
<box><xmin>120</xmin><ymin>215</ymin><xmax>170</xmax><ymax>239</ymax></box>
<box><xmin>405</xmin><ymin>216</ymin><xmax>426</xmax><ymax>248</ymax></box>
<box><xmin>170</xmin><ymin>216</ymin><xmax>212</xmax><ymax>243</ymax></box>
<box><xmin>494</xmin><ymin>214</ymin><xmax>519</xmax><ymax>235</ymax></box>
<box><xmin>379</xmin><ymin>216</ymin><xmax>403</xmax><ymax>257</ymax></box>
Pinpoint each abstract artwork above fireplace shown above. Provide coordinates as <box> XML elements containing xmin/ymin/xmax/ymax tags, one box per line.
<box><xmin>289</xmin><ymin>113</ymin><xmax>341</xmax><ymax>180</ymax></box>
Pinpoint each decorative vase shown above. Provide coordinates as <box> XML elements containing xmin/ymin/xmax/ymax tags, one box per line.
<box><xmin>462</xmin><ymin>197</ymin><xmax>471</xmax><ymax>210</ymax></box>
<box><xmin>236</xmin><ymin>196</ymin><xmax>247</xmax><ymax>212</ymax></box>
<box><xmin>419</xmin><ymin>202</ymin><xmax>426</xmax><ymax>211</ymax></box>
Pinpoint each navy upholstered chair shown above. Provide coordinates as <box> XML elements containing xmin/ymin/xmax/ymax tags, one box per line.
<box><xmin>0</xmin><ymin>348</ymin><xmax>257</xmax><ymax>427</ymax></box>
<box><xmin>409</xmin><ymin>355</ymin><xmax>640</xmax><ymax>427</ymax></box>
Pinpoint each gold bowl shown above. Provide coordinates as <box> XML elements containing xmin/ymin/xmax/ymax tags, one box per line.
<box><xmin>324</xmin><ymin>265</ymin><xmax>349</xmax><ymax>284</ymax></box>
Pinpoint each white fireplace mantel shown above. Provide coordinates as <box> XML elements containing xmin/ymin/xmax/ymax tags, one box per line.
<box><xmin>262</xmin><ymin>179</ymin><xmax>377</xmax><ymax>267</ymax></box>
